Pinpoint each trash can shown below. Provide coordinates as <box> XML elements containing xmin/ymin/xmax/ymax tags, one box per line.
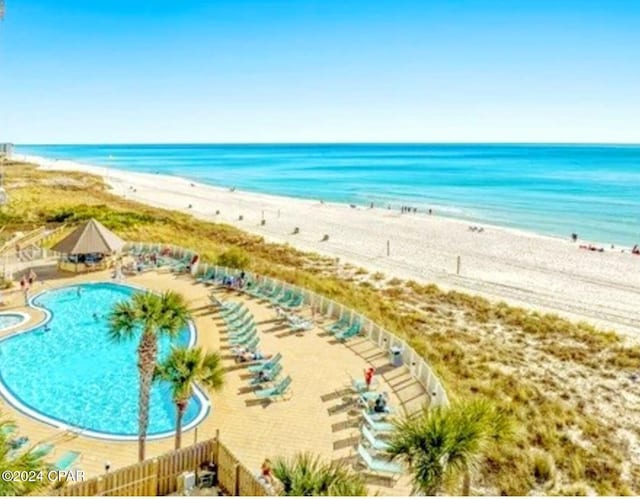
<box><xmin>390</xmin><ymin>346</ymin><xmax>403</xmax><ymax>367</ymax></box>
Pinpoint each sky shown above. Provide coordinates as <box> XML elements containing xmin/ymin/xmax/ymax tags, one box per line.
<box><xmin>0</xmin><ymin>0</ymin><xmax>639</xmax><ymax>144</ymax></box>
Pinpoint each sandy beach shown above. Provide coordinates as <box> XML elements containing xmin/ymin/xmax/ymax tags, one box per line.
<box><xmin>20</xmin><ymin>154</ymin><xmax>640</xmax><ymax>338</ymax></box>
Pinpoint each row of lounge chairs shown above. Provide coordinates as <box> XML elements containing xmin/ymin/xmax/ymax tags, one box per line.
<box><xmin>247</xmin><ymin>283</ymin><xmax>304</xmax><ymax>310</ymax></box>
<box><xmin>324</xmin><ymin>316</ymin><xmax>362</xmax><ymax>341</ymax></box>
<box><xmin>213</xmin><ymin>297</ymin><xmax>292</xmax><ymax>402</ymax></box>
<box><xmin>357</xmin><ymin>409</ymin><xmax>402</xmax><ymax>476</ymax></box>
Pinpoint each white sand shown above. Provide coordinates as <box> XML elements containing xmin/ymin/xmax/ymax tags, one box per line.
<box><xmin>19</xmin><ymin>154</ymin><xmax>640</xmax><ymax>337</ymax></box>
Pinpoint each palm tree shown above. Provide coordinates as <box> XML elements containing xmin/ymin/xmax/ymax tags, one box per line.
<box><xmin>0</xmin><ymin>415</ymin><xmax>51</xmax><ymax>495</ymax></box>
<box><xmin>154</xmin><ymin>346</ymin><xmax>224</xmax><ymax>449</ymax></box>
<box><xmin>108</xmin><ymin>291</ymin><xmax>190</xmax><ymax>461</ymax></box>
<box><xmin>271</xmin><ymin>452</ymin><xmax>368</xmax><ymax>496</ymax></box>
<box><xmin>387</xmin><ymin>399</ymin><xmax>511</xmax><ymax>496</ymax></box>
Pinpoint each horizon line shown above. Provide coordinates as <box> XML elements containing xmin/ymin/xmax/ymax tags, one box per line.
<box><xmin>13</xmin><ymin>141</ymin><xmax>640</xmax><ymax>147</ymax></box>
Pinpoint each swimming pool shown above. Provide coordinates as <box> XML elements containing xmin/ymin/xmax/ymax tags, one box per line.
<box><xmin>0</xmin><ymin>282</ymin><xmax>209</xmax><ymax>440</ymax></box>
<box><xmin>0</xmin><ymin>312</ymin><xmax>29</xmax><ymax>332</ymax></box>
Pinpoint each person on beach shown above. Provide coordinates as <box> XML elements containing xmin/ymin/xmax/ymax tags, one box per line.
<box><xmin>28</xmin><ymin>269</ymin><xmax>37</xmax><ymax>286</ymax></box>
<box><xmin>571</xmin><ymin>233</ymin><xmax>578</xmax><ymax>242</ymax></box>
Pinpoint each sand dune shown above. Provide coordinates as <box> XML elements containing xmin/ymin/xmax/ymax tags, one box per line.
<box><xmin>22</xmin><ymin>154</ymin><xmax>640</xmax><ymax>338</ymax></box>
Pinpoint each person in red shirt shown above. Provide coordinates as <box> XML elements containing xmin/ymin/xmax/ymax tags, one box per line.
<box><xmin>364</xmin><ymin>367</ymin><xmax>375</xmax><ymax>390</ymax></box>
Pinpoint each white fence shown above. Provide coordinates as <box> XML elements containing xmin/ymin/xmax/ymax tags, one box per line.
<box><xmin>126</xmin><ymin>241</ymin><xmax>449</xmax><ymax>407</ymax></box>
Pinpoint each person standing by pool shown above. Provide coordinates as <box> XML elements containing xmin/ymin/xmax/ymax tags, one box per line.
<box><xmin>28</xmin><ymin>269</ymin><xmax>37</xmax><ymax>286</ymax></box>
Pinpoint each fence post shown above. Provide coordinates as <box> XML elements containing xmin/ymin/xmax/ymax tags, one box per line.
<box><xmin>387</xmin><ymin>239</ymin><xmax>390</xmax><ymax>256</ymax></box>
<box><xmin>149</xmin><ymin>458</ymin><xmax>159</xmax><ymax>496</ymax></box>
<box><xmin>456</xmin><ymin>255</ymin><xmax>461</xmax><ymax>275</ymax></box>
<box><xmin>96</xmin><ymin>476</ymin><xmax>105</xmax><ymax>495</ymax></box>
<box><xmin>215</xmin><ymin>429</ymin><xmax>220</xmax><ymax>466</ymax></box>
<box><xmin>234</xmin><ymin>464</ymin><xmax>241</xmax><ymax>496</ymax></box>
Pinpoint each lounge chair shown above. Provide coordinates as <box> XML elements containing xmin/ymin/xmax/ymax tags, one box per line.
<box><xmin>248</xmin><ymin>352</ymin><xmax>282</xmax><ymax>373</ymax></box>
<box><xmin>287</xmin><ymin>315</ymin><xmax>313</xmax><ymax>331</ymax></box>
<box><xmin>361</xmin><ymin>424</ymin><xmax>391</xmax><ymax>452</ymax></box>
<box><xmin>357</xmin><ymin>444</ymin><xmax>402</xmax><ymax>475</ymax></box>
<box><xmin>358</xmin><ymin>391</ymin><xmax>380</xmax><ymax>406</ymax></box>
<box><xmin>249</xmin><ymin>283</ymin><xmax>272</xmax><ymax>298</ymax></box>
<box><xmin>54</xmin><ymin>450</ymin><xmax>81</xmax><ymax>471</ymax></box>
<box><xmin>283</xmin><ymin>294</ymin><xmax>303</xmax><ymax>310</ymax></box>
<box><xmin>227</xmin><ymin>318</ymin><xmax>254</xmax><ymax>335</ymax></box>
<box><xmin>249</xmin><ymin>362</ymin><xmax>283</xmax><ymax>386</ymax></box>
<box><xmin>362</xmin><ymin>410</ymin><xmax>394</xmax><ymax>433</ymax></box>
<box><xmin>226</xmin><ymin>311</ymin><xmax>252</xmax><ymax>326</ymax></box>
<box><xmin>255</xmin><ymin>375</ymin><xmax>292</xmax><ymax>401</ymax></box>
<box><xmin>247</xmin><ymin>285</ymin><xmax>268</xmax><ymax>299</ymax></box>
<box><xmin>228</xmin><ymin>320</ymin><xmax>254</xmax><ymax>334</ymax></box>
<box><xmin>260</xmin><ymin>285</ymin><xmax>282</xmax><ymax>301</ymax></box>
<box><xmin>325</xmin><ymin>317</ymin><xmax>349</xmax><ymax>334</ymax></box>
<box><xmin>197</xmin><ymin>269</ymin><xmax>216</xmax><ymax>283</ymax></box>
<box><xmin>229</xmin><ymin>330</ymin><xmax>258</xmax><ymax>346</ymax></box>
<box><xmin>349</xmin><ymin>374</ymin><xmax>379</xmax><ymax>393</ymax></box>
<box><xmin>219</xmin><ymin>302</ymin><xmax>243</xmax><ymax>317</ymax></box>
<box><xmin>229</xmin><ymin>324</ymin><xmax>258</xmax><ymax>340</ymax></box>
<box><xmin>231</xmin><ymin>337</ymin><xmax>261</xmax><ymax>358</ymax></box>
<box><xmin>274</xmin><ymin>290</ymin><xmax>293</xmax><ymax>305</ymax></box>
<box><xmin>169</xmin><ymin>256</ymin><xmax>191</xmax><ymax>272</ymax></box>
<box><xmin>1</xmin><ymin>422</ymin><xmax>17</xmax><ymax>436</ymax></box>
<box><xmin>31</xmin><ymin>443</ymin><xmax>55</xmax><ymax>459</ymax></box>
<box><xmin>335</xmin><ymin>322</ymin><xmax>361</xmax><ymax>341</ymax></box>
<box><xmin>210</xmin><ymin>295</ymin><xmax>237</xmax><ymax>311</ymax></box>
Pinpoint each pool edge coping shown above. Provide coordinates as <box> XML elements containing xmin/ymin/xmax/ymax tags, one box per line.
<box><xmin>0</xmin><ymin>280</ymin><xmax>212</xmax><ymax>442</ymax></box>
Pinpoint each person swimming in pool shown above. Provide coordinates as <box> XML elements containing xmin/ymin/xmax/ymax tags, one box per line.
<box><xmin>77</xmin><ymin>287</ymin><xmax>82</xmax><ymax>298</ymax></box>
<box><xmin>93</xmin><ymin>312</ymin><xmax>99</xmax><ymax>321</ymax></box>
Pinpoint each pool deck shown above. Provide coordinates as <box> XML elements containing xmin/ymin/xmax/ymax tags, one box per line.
<box><xmin>0</xmin><ymin>267</ymin><xmax>428</xmax><ymax>495</ymax></box>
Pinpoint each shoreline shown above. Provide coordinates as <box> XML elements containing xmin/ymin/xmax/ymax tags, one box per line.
<box><xmin>15</xmin><ymin>153</ymin><xmax>640</xmax><ymax>337</ymax></box>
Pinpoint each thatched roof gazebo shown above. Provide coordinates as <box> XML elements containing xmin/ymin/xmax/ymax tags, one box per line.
<box><xmin>52</xmin><ymin>219</ymin><xmax>125</xmax><ymax>273</ymax></box>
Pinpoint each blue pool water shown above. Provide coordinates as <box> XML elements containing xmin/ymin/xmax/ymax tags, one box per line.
<box><xmin>0</xmin><ymin>282</ymin><xmax>207</xmax><ymax>438</ymax></box>
<box><xmin>15</xmin><ymin>143</ymin><xmax>640</xmax><ymax>246</ymax></box>
<box><xmin>0</xmin><ymin>313</ymin><xmax>27</xmax><ymax>331</ymax></box>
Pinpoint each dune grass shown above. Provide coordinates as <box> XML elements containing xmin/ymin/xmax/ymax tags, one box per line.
<box><xmin>2</xmin><ymin>159</ymin><xmax>639</xmax><ymax>495</ymax></box>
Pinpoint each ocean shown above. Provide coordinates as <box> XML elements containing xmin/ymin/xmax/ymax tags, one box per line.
<box><xmin>15</xmin><ymin>144</ymin><xmax>640</xmax><ymax>246</ymax></box>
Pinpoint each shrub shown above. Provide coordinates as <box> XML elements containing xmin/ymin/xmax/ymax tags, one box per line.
<box><xmin>216</xmin><ymin>247</ymin><xmax>250</xmax><ymax>269</ymax></box>
<box><xmin>532</xmin><ymin>451</ymin><xmax>555</xmax><ymax>484</ymax></box>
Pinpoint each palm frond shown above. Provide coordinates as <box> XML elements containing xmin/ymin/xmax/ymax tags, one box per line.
<box><xmin>107</xmin><ymin>300</ymin><xmax>138</xmax><ymax>343</ymax></box>
<box><xmin>271</xmin><ymin>452</ymin><xmax>367</xmax><ymax>496</ymax></box>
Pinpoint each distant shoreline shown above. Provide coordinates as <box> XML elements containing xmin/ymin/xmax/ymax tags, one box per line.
<box><xmin>15</xmin><ymin>153</ymin><xmax>640</xmax><ymax>337</ymax></box>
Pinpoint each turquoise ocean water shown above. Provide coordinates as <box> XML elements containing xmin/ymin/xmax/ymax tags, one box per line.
<box><xmin>16</xmin><ymin>144</ymin><xmax>640</xmax><ymax>246</ymax></box>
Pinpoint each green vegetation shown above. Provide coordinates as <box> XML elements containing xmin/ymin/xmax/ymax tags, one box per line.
<box><xmin>388</xmin><ymin>399</ymin><xmax>511</xmax><ymax>495</ymax></box>
<box><xmin>2</xmin><ymin>159</ymin><xmax>638</xmax><ymax>494</ymax></box>
<box><xmin>271</xmin><ymin>452</ymin><xmax>368</xmax><ymax>496</ymax></box>
<box><xmin>154</xmin><ymin>346</ymin><xmax>225</xmax><ymax>450</ymax></box>
<box><xmin>107</xmin><ymin>290</ymin><xmax>190</xmax><ymax>461</ymax></box>
<box><xmin>0</xmin><ymin>413</ymin><xmax>51</xmax><ymax>495</ymax></box>
<box><xmin>216</xmin><ymin>247</ymin><xmax>250</xmax><ymax>269</ymax></box>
